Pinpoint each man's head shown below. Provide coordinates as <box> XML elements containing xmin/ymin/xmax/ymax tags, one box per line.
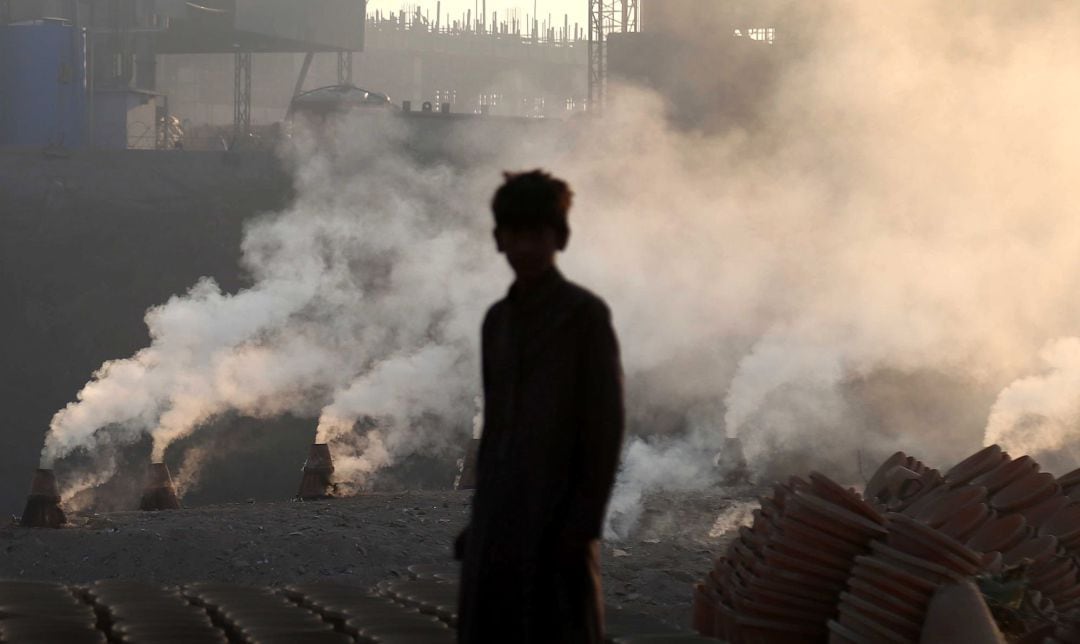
<box><xmin>491</xmin><ymin>170</ymin><xmax>573</xmax><ymax>281</ymax></box>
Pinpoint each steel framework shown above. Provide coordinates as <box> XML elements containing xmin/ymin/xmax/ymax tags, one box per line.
<box><xmin>233</xmin><ymin>51</ymin><xmax>252</xmax><ymax>143</ymax></box>
<box><xmin>587</xmin><ymin>0</ymin><xmax>638</xmax><ymax>110</ymax></box>
<box><xmin>337</xmin><ymin>50</ymin><xmax>354</xmax><ymax>85</ymax></box>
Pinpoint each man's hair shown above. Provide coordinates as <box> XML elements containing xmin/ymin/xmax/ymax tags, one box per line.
<box><xmin>491</xmin><ymin>170</ymin><xmax>573</xmax><ymax>238</ymax></box>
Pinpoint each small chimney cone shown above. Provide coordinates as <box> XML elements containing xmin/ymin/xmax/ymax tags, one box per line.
<box><xmin>139</xmin><ymin>463</ymin><xmax>181</xmax><ymax>511</ymax></box>
<box><xmin>717</xmin><ymin>437</ymin><xmax>750</xmax><ymax>485</ymax></box>
<box><xmin>20</xmin><ymin>469</ymin><xmax>66</xmax><ymax>528</ymax></box>
<box><xmin>297</xmin><ymin>443</ymin><xmax>335</xmax><ymax>500</ymax></box>
<box><xmin>457</xmin><ymin>438</ymin><xmax>480</xmax><ymax>490</ymax></box>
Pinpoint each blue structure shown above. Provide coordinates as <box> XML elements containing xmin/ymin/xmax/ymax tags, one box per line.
<box><xmin>0</xmin><ymin>21</ymin><xmax>86</xmax><ymax>148</ymax></box>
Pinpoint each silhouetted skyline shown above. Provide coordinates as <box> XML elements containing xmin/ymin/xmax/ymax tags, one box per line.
<box><xmin>367</xmin><ymin>0</ymin><xmax>587</xmax><ymax>30</ymax></box>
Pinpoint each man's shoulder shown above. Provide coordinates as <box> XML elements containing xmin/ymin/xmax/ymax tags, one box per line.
<box><xmin>482</xmin><ymin>298</ymin><xmax>509</xmax><ymax>336</ymax></box>
<box><xmin>561</xmin><ymin>279</ymin><xmax>611</xmax><ymax>321</ymax></box>
<box><xmin>482</xmin><ymin>274</ymin><xmax>611</xmax><ymax>328</ymax></box>
<box><xmin>484</xmin><ymin>297</ymin><xmax>509</xmax><ymax>320</ymax></box>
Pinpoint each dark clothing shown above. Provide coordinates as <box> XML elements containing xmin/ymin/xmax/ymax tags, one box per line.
<box><xmin>458</xmin><ymin>268</ymin><xmax>625</xmax><ymax>644</ymax></box>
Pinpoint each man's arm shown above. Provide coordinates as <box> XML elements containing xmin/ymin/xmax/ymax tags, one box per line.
<box><xmin>563</xmin><ymin>301</ymin><xmax>625</xmax><ymax>545</ymax></box>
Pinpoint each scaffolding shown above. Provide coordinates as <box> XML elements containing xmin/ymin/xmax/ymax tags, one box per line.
<box><xmin>366</xmin><ymin>5</ymin><xmax>583</xmax><ymax>42</ymax></box>
<box><xmin>233</xmin><ymin>51</ymin><xmax>252</xmax><ymax>142</ymax></box>
<box><xmin>588</xmin><ymin>0</ymin><xmax>638</xmax><ymax>110</ymax></box>
<box><xmin>337</xmin><ymin>50</ymin><xmax>353</xmax><ymax>85</ymax></box>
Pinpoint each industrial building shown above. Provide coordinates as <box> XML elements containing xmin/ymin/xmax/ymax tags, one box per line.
<box><xmin>0</xmin><ymin>0</ymin><xmax>603</xmax><ymax>150</ymax></box>
<box><xmin>0</xmin><ymin>0</ymin><xmax>370</xmax><ymax>149</ymax></box>
<box><xmin>0</xmin><ymin>0</ymin><xmax>791</xmax><ymax>150</ymax></box>
<box><xmin>158</xmin><ymin>8</ymin><xmax>590</xmax><ymax>143</ymax></box>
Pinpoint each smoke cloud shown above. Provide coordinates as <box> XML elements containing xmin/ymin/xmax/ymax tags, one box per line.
<box><xmin>985</xmin><ymin>338</ymin><xmax>1080</xmax><ymax>469</ymax></box>
<box><xmin>40</xmin><ymin>0</ymin><xmax>1080</xmax><ymax>536</ymax></box>
<box><xmin>44</xmin><ymin>115</ymin><xmax>501</xmax><ymax>494</ymax></box>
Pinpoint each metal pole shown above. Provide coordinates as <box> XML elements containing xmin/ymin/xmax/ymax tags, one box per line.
<box><xmin>233</xmin><ymin>51</ymin><xmax>251</xmax><ymax>145</ymax></box>
<box><xmin>87</xmin><ymin>0</ymin><xmax>95</xmax><ymax>147</ymax></box>
<box><xmin>285</xmin><ymin>51</ymin><xmax>314</xmax><ymax>120</ymax></box>
<box><xmin>587</xmin><ymin>0</ymin><xmax>601</xmax><ymax>110</ymax></box>
<box><xmin>337</xmin><ymin>50</ymin><xmax>352</xmax><ymax>85</ymax></box>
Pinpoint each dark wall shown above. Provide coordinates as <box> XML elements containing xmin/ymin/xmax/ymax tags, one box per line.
<box><xmin>0</xmin><ymin>148</ymin><xmax>294</xmax><ymax>514</ymax></box>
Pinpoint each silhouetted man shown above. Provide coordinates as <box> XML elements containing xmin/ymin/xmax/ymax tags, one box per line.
<box><xmin>457</xmin><ymin>170</ymin><xmax>625</xmax><ymax>643</ymax></box>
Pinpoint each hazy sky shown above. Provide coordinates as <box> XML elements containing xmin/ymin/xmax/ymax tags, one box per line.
<box><xmin>367</xmin><ymin>0</ymin><xmax>588</xmax><ymax>30</ymax></box>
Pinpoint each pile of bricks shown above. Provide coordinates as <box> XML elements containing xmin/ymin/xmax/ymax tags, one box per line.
<box><xmin>694</xmin><ymin>445</ymin><xmax>1080</xmax><ymax>643</ymax></box>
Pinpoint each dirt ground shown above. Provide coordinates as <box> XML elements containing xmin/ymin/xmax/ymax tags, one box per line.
<box><xmin>0</xmin><ymin>488</ymin><xmax>758</xmax><ymax>630</ymax></box>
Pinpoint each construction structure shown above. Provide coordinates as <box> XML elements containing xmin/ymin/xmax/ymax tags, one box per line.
<box><xmin>588</xmin><ymin>0</ymin><xmax>639</xmax><ymax>109</ymax></box>
<box><xmin>0</xmin><ymin>1</ymin><xmax>601</xmax><ymax>149</ymax></box>
<box><xmin>157</xmin><ymin>9</ymin><xmax>589</xmax><ymax>141</ymax></box>
<box><xmin>0</xmin><ymin>0</ymin><xmax>365</xmax><ymax>149</ymax></box>
<box><xmin>1</xmin><ymin>0</ymin><xmax>814</xmax><ymax>145</ymax></box>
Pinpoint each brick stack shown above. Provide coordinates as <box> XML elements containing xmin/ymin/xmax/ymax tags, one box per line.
<box><xmin>694</xmin><ymin>445</ymin><xmax>1080</xmax><ymax>643</ymax></box>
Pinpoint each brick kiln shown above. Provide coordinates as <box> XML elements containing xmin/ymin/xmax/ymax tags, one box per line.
<box><xmin>297</xmin><ymin>443</ymin><xmax>335</xmax><ymax>500</ymax></box>
<box><xmin>20</xmin><ymin>468</ymin><xmax>66</xmax><ymax>528</ymax></box>
<box><xmin>139</xmin><ymin>462</ymin><xmax>181</xmax><ymax>511</ymax></box>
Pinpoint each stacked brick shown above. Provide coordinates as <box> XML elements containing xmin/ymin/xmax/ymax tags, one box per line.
<box><xmin>695</xmin><ymin>445</ymin><xmax>1080</xmax><ymax>643</ymax></box>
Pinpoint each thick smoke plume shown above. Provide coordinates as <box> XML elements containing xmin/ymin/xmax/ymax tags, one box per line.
<box><xmin>985</xmin><ymin>338</ymin><xmax>1080</xmax><ymax>470</ymax></box>
<box><xmin>45</xmin><ymin>116</ymin><xmax>501</xmax><ymax>498</ymax></box>
<box><xmin>41</xmin><ymin>0</ymin><xmax>1080</xmax><ymax>537</ymax></box>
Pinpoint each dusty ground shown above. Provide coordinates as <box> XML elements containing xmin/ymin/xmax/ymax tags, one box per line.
<box><xmin>0</xmin><ymin>488</ymin><xmax>758</xmax><ymax>630</ymax></box>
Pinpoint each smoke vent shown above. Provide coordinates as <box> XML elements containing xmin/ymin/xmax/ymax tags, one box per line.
<box><xmin>20</xmin><ymin>468</ymin><xmax>66</xmax><ymax>528</ymax></box>
<box><xmin>717</xmin><ymin>437</ymin><xmax>751</xmax><ymax>485</ymax></box>
<box><xmin>457</xmin><ymin>438</ymin><xmax>480</xmax><ymax>490</ymax></box>
<box><xmin>139</xmin><ymin>462</ymin><xmax>181</xmax><ymax>511</ymax></box>
<box><xmin>297</xmin><ymin>443</ymin><xmax>335</xmax><ymax>500</ymax></box>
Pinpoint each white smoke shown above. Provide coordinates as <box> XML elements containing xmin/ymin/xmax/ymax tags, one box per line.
<box><xmin>317</xmin><ymin>344</ymin><xmax>477</xmax><ymax>492</ymax></box>
<box><xmin>985</xmin><ymin>338</ymin><xmax>1080</xmax><ymax>463</ymax></box>
<box><xmin>44</xmin><ymin>116</ymin><xmax>502</xmax><ymax>495</ymax></box>
<box><xmin>471</xmin><ymin>396</ymin><xmax>483</xmax><ymax>440</ymax></box>
<box><xmin>606</xmin><ymin>402</ymin><xmax>729</xmax><ymax>539</ymax></box>
<box><xmin>39</xmin><ymin>0</ymin><xmax>1080</xmax><ymax>536</ymax></box>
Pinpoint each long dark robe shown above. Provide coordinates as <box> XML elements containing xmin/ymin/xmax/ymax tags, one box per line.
<box><xmin>458</xmin><ymin>267</ymin><xmax>625</xmax><ymax>644</ymax></box>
